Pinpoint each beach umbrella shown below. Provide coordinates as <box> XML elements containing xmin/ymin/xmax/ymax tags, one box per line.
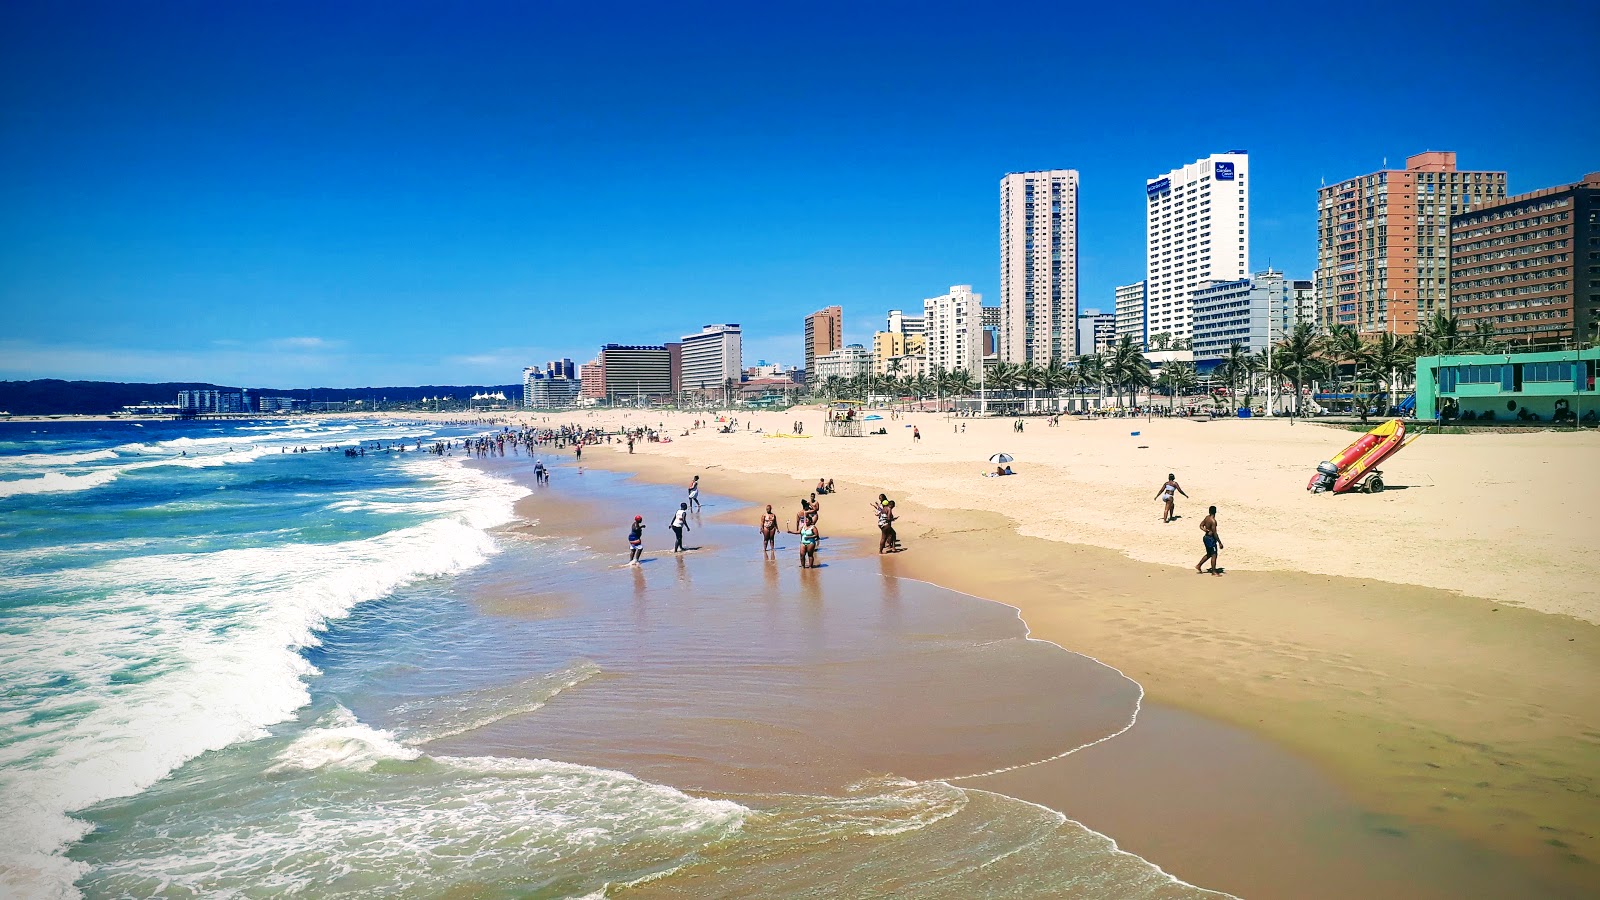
<box><xmin>988</xmin><ymin>453</ymin><xmax>1014</xmax><ymax>464</ymax></box>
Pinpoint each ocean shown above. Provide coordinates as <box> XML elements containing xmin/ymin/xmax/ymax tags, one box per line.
<box><xmin>0</xmin><ymin>418</ymin><xmax>1224</xmax><ymax>898</ymax></box>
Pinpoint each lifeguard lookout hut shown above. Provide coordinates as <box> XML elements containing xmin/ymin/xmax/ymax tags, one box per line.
<box><xmin>824</xmin><ymin>401</ymin><xmax>863</xmax><ymax>437</ymax></box>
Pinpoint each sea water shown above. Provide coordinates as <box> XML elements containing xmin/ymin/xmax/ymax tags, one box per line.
<box><xmin>0</xmin><ymin>419</ymin><xmax>1225</xmax><ymax>898</ymax></box>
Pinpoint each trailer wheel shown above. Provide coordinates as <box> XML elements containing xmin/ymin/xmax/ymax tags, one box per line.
<box><xmin>1367</xmin><ymin>475</ymin><xmax>1384</xmax><ymax>494</ymax></box>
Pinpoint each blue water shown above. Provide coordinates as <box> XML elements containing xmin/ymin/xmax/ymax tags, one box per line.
<box><xmin>0</xmin><ymin>418</ymin><xmax>1223</xmax><ymax>899</ymax></box>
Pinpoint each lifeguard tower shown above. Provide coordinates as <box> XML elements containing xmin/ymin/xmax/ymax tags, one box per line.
<box><xmin>824</xmin><ymin>401</ymin><xmax>863</xmax><ymax>437</ymax></box>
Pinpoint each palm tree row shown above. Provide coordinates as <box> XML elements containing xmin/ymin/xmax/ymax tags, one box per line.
<box><xmin>812</xmin><ymin>312</ymin><xmax>1507</xmax><ymax>418</ymax></box>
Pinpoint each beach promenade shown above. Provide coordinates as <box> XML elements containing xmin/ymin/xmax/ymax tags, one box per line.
<box><xmin>495</xmin><ymin>406</ymin><xmax>1599</xmax><ymax>892</ymax></box>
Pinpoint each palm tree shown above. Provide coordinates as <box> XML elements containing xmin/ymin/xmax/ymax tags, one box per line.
<box><xmin>1156</xmin><ymin>360</ymin><xmax>1198</xmax><ymax>412</ymax></box>
<box><xmin>1218</xmin><ymin>342</ymin><xmax>1249</xmax><ymax>411</ymax></box>
<box><xmin>1467</xmin><ymin>320</ymin><xmax>1498</xmax><ymax>354</ymax></box>
<box><xmin>1077</xmin><ymin>353</ymin><xmax>1106</xmax><ymax>408</ymax></box>
<box><xmin>1106</xmin><ymin>336</ymin><xmax>1146</xmax><ymax>407</ymax></box>
<box><xmin>1326</xmin><ymin>325</ymin><xmax>1370</xmax><ymax>393</ymax></box>
<box><xmin>1039</xmin><ymin>358</ymin><xmax>1071</xmax><ymax>410</ymax></box>
<box><xmin>1418</xmin><ymin>311</ymin><xmax>1462</xmax><ymax>356</ymax></box>
<box><xmin>1150</xmin><ymin>332</ymin><xmax>1172</xmax><ymax>352</ymax></box>
<box><xmin>1366</xmin><ymin>331</ymin><xmax>1412</xmax><ymax>411</ymax></box>
<box><xmin>1273</xmin><ymin>323</ymin><xmax>1322</xmax><ymax>417</ymax></box>
<box><xmin>947</xmin><ymin>368</ymin><xmax>976</xmax><ymax>397</ymax></box>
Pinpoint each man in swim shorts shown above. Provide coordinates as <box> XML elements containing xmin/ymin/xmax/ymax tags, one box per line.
<box><xmin>1196</xmin><ymin>506</ymin><xmax>1222</xmax><ymax>575</ymax></box>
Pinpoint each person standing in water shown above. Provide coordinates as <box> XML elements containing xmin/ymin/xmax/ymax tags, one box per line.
<box><xmin>799</xmin><ymin>519</ymin><xmax>819</xmax><ymax>568</ymax></box>
<box><xmin>1196</xmin><ymin>506</ymin><xmax>1223</xmax><ymax>575</ymax></box>
<box><xmin>687</xmin><ymin>475</ymin><xmax>701</xmax><ymax>511</ymax></box>
<box><xmin>627</xmin><ymin>516</ymin><xmax>645</xmax><ymax>565</ymax></box>
<box><xmin>1154</xmin><ymin>473</ymin><xmax>1188</xmax><ymax>523</ymax></box>
<box><xmin>872</xmin><ymin>494</ymin><xmax>897</xmax><ymax>553</ymax></box>
<box><xmin>759</xmin><ymin>504</ymin><xmax>779</xmax><ymax>554</ymax></box>
<box><xmin>670</xmin><ymin>502</ymin><xmax>691</xmax><ymax>552</ymax></box>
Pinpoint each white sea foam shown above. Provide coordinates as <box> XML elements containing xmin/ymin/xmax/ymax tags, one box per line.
<box><xmin>269</xmin><ymin>707</ymin><xmax>421</xmax><ymax>772</ymax></box>
<box><xmin>0</xmin><ymin>454</ymin><xmax>528</xmax><ymax>898</ymax></box>
<box><xmin>0</xmin><ymin>448</ymin><xmax>119</xmax><ymax>470</ymax></box>
<box><xmin>0</xmin><ymin>469</ymin><xmax>123</xmax><ymax>497</ymax></box>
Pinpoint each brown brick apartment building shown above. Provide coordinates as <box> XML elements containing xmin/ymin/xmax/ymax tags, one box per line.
<box><xmin>803</xmin><ymin>305</ymin><xmax>842</xmax><ymax>380</ymax></box>
<box><xmin>1450</xmin><ymin>173</ymin><xmax>1600</xmax><ymax>349</ymax></box>
<box><xmin>1316</xmin><ymin>152</ymin><xmax>1506</xmax><ymax>335</ymax></box>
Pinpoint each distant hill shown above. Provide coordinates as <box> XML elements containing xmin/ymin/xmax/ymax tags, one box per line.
<box><xmin>0</xmin><ymin>380</ymin><xmax>522</xmax><ymax>416</ymax></box>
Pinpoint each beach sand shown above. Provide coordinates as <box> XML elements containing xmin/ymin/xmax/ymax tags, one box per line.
<box><xmin>483</xmin><ymin>407</ymin><xmax>1599</xmax><ymax>893</ymax></box>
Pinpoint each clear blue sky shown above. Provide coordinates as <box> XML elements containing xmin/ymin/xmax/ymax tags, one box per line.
<box><xmin>1</xmin><ymin>0</ymin><xmax>1592</xmax><ymax>387</ymax></box>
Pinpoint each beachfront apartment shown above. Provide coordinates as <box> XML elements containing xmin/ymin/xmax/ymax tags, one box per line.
<box><xmin>804</xmin><ymin>306</ymin><xmax>843</xmax><ymax>376</ymax></box>
<box><xmin>1075</xmin><ymin>311</ymin><xmax>1117</xmax><ymax>356</ymax></box>
<box><xmin>1115</xmin><ymin>280</ymin><xmax>1147</xmax><ymax>349</ymax></box>
<box><xmin>679</xmin><ymin>324</ymin><xmax>743</xmax><ymax>398</ymax></box>
<box><xmin>578</xmin><ymin>359</ymin><xmax>605</xmax><ymax>400</ymax></box>
<box><xmin>886</xmin><ymin>309</ymin><xmax>925</xmax><ymax>337</ymax></box>
<box><xmin>1415</xmin><ymin>349</ymin><xmax>1597</xmax><ymax>422</ymax></box>
<box><xmin>1190</xmin><ymin>270</ymin><xmax>1293</xmax><ymax>372</ymax></box>
<box><xmin>1449</xmin><ymin>173</ymin><xmax>1600</xmax><ymax>350</ymax></box>
<box><xmin>597</xmin><ymin>344</ymin><xmax>674</xmax><ymax>402</ymax></box>
<box><xmin>1315</xmin><ymin>152</ymin><xmax>1506</xmax><ymax>335</ymax></box>
<box><xmin>1146</xmin><ymin>152</ymin><xmax>1250</xmax><ymax>345</ymax></box>
<box><xmin>812</xmin><ymin>344</ymin><xmax>872</xmax><ymax>382</ymax></box>
<box><xmin>872</xmin><ymin>330</ymin><xmax>925</xmax><ymax>376</ymax></box>
<box><xmin>924</xmin><ymin>284</ymin><xmax>984</xmax><ymax>377</ymax></box>
<box><xmin>523</xmin><ymin>371</ymin><xmax>581</xmax><ymax>409</ymax></box>
<box><xmin>1000</xmin><ymin>170</ymin><xmax>1079</xmax><ymax>364</ymax></box>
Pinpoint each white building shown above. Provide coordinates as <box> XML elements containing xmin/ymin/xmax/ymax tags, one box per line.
<box><xmin>1190</xmin><ymin>269</ymin><xmax>1291</xmax><ymax>371</ymax></box>
<box><xmin>1001</xmin><ymin>170</ymin><xmax>1079</xmax><ymax>364</ymax></box>
<box><xmin>679</xmin><ymin>323</ymin><xmax>743</xmax><ymax>396</ymax></box>
<box><xmin>811</xmin><ymin>344</ymin><xmax>873</xmax><ymax>382</ymax></box>
<box><xmin>923</xmin><ymin>284</ymin><xmax>984</xmax><ymax>376</ymax></box>
<box><xmin>886</xmin><ymin>309</ymin><xmax>925</xmax><ymax>336</ymax></box>
<box><xmin>1114</xmin><ymin>281</ymin><xmax>1147</xmax><ymax>349</ymax></box>
<box><xmin>1145</xmin><ymin>152</ymin><xmax>1250</xmax><ymax>344</ymax></box>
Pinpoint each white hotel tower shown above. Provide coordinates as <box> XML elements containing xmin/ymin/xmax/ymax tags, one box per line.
<box><xmin>1145</xmin><ymin>152</ymin><xmax>1249</xmax><ymax>344</ymax></box>
<box><xmin>1000</xmin><ymin>170</ymin><xmax>1078</xmax><ymax>364</ymax></box>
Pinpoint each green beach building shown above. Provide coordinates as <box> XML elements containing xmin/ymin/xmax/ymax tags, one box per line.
<box><xmin>1414</xmin><ymin>349</ymin><xmax>1598</xmax><ymax>423</ymax></box>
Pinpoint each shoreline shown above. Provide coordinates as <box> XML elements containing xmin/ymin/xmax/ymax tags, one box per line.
<box><xmin>534</xmin><ymin>414</ymin><xmax>1597</xmax><ymax>894</ymax></box>
<box><xmin>486</xmin><ymin>451</ymin><xmax>1586</xmax><ymax>898</ymax></box>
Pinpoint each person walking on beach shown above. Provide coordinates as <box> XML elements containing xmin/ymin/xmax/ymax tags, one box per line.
<box><xmin>628</xmin><ymin>516</ymin><xmax>645</xmax><ymax>565</ymax></box>
<box><xmin>1196</xmin><ymin>506</ymin><xmax>1223</xmax><ymax>575</ymax></box>
<box><xmin>799</xmin><ymin>520</ymin><xmax>819</xmax><ymax>568</ymax></box>
<box><xmin>760</xmin><ymin>504</ymin><xmax>779</xmax><ymax>553</ymax></box>
<box><xmin>670</xmin><ymin>502</ymin><xmax>690</xmax><ymax>552</ymax></box>
<box><xmin>687</xmin><ymin>475</ymin><xmax>702</xmax><ymax>511</ymax></box>
<box><xmin>1155</xmin><ymin>474</ymin><xmax>1189</xmax><ymax>523</ymax></box>
<box><xmin>912</xmin><ymin>426</ymin><xmax>921</xmax><ymax>442</ymax></box>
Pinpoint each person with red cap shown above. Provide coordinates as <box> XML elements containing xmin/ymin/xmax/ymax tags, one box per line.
<box><xmin>627</xmin><ymin>515</ymin><xmax>645</xmax><ymax>565</ymax></box>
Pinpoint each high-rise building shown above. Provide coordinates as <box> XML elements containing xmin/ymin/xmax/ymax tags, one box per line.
<box><xmin>923</xmin><ymin>284</ymin><xmax>984</xmax><ymax>376</ymax></box>
<box><xmin>1315</xmin><ymin>151</ymin><xmax>1506</xmax><ymax>335</ymax></box>
<box><xmin>1191</xmin><ymin>270</ymin><xmax>1294</xmax><ymax>371</ymax></box>
<box><xmin>1450</xmin><ymin>173</ymin><xmax>1600</xmax><ymax>349</ymax></box>
<box><xmin>1291</xmin><ymin>280</ymin><xmax>1316</xmax><ymax>333</ymax></box>
<box><xmin>1146</xmin><ymin>152</ymin><xmax>1250</xmax><ymax>345</ymax></box>
<box><xmin>665</xmin><ymin>342</ymin><xmax>683</xmax><ymax>396</ymax></box>
<box><xmin>886</xmin><ymin>309</ymin><xmax>925</xmax><ymax>337</ymax></box>
<box><xmin>679</xmin><ymin>324</ymin><xmax>743</xmax><ymax>396</ymax></box>
<box><xmin>597</xmin><ymin>344</ymin><xmax>673</xmax><ymax>402</ymax></box>
<box><xmin>544</xmin><ymin>358</ymin><xmax>575</xmax><ymax>380</ymax></box>
<box><xmin>523</xmin><ymin>368</ymin><xmax>581</xmax><ymax>408</ymax></box>
<box><xmin>579</xmin><ymin>359</ymin><xmax>605</xmax><ymax>400</ymax></box>
<box><xmin>804</xmin><ymin>306</ymin><xmax>843</xmax><ymax>376</ymax></box>
<box><xmin>1114</xmin><ymin>281</ymin><xmax>1148</xmax><ymax>348</ymax></box>
<box><xmin>1001</xmin><ymin>170</ymin><xmax>1079</xmax><ymax>363</ymax></box>
<box><xmin>1075</xmin><ymin>311</ymin><xmax>1118</xmax><ymax>356</ymax></box>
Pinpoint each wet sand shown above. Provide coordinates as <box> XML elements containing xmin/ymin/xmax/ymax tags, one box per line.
<box><xmin>455</xmin><ymin>452</ymin><xmax>1585</xmax><ymax>898</ymax></box>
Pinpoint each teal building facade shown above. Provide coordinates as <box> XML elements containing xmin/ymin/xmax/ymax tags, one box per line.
<box><xmin>1414</xmin><ymin>350</ymin><xmax>1598</xmax><ymax>423</ymax></box>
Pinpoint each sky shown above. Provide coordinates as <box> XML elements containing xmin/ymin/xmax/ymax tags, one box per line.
<box><xmin>1</xmin><ymin>0</ymin><xmax>1594</xmax><ymax>388</ymax></box>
